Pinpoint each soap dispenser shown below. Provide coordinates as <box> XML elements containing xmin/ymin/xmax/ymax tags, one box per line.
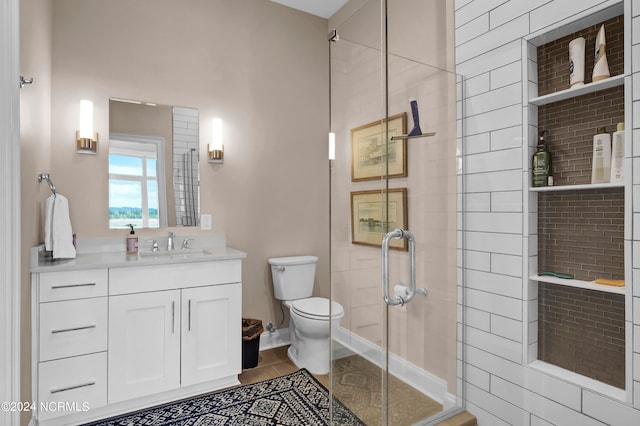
<box><xmin>126</xmin><ymin>224</ymin><xmax>138</xmax><ymax>254</ymax></box>
<box><xmin>532</xmin><ymin>130</ymin><xmax>552</xmax><ymax>187</ymax></box>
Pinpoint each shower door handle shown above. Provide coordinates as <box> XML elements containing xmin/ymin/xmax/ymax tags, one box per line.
<box><xmin>381</xmin><ymin>228</ymin><xmax>417</xmax><ymax>306</ymax></box>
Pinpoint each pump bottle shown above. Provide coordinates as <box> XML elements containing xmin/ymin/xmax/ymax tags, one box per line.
<box><xmin>532</xmin><ymin>130</ymin><xmax>552</xmax><ymax>187</ymax></box>
<box><xmin>126</xmin><ymin>224</ymin><xmax>138</xmax><ymax>254</ymax></box>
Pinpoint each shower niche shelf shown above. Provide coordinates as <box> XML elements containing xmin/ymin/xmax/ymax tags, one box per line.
<box><xmin>529</xmin><ymin>275</ymin><xmax>624</xmax><ymax>295</ymax></box>
<box><xmin>523</xmin><ymin>2</ymin><xmax>628</xmax><ymax>392</ymax></box>
<box><xmin>529</xmin><ymin>74</ymin><xmax>624</xmax><ymax>106</ymax></box>
<box><xmin>529</xmin><ymin>181</ymin><xmax>624</xmax><ymax>192</ymax></box>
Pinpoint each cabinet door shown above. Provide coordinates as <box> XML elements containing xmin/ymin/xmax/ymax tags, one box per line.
<box><xmin>181</xmin><ymin>283</ymin><xmax>242</xmax><ymax>386</ymax></box>
<box><xmin>108</xmin><ymin>290</ymin><xmax>181</xmax><ymax>403</ymax></box>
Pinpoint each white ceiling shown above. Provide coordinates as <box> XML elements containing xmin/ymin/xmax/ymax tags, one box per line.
<box><xmin>270</xmin><ymin>0</ymin><xmax>348</xmax><ymax>19</ymax></box>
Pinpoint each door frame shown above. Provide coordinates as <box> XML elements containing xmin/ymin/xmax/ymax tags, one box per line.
<box><xmin>1</xmin><ymin>0</ymin><xmax>22</xmax><ymax>424</ymax></box>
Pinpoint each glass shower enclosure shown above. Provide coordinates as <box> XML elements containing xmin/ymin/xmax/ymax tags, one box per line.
<box><xmin>329</xmin><ymin>1</ymin><xmax>465</xmax><ymax>424</ymax></box>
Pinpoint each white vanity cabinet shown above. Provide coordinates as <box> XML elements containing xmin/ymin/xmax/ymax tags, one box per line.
<box><xmin>31</xmin><ymin>246</ymin><xmax>245</xmax><ymax>426</ymax></box>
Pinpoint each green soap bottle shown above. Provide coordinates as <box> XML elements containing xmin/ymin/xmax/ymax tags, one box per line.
<box><xmin>532</xmin><ymin>130</ymin><xmax>552</xmax><ymax>187</ymax></box>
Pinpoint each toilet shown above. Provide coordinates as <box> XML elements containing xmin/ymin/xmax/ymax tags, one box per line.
<box><xmin>268</xmin><ymin>255</ymin><xmax>344</xmax><ymax>375</ymax></box>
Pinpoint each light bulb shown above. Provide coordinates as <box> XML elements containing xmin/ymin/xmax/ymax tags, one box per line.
<box><xmin>79</xmin><ymin>100</ymin><xmax>94</xmax><ymax>139</ymax></box>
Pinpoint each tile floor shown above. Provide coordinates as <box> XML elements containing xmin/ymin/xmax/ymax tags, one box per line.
<box><xmin>238</xmin><ymin>345</ymin><xmax>330</xmax><ymax>389</ymax></box>
<box><xmin>238</xmin><ymin>346</ymin><xmax>475</xmax><ymax>426</ymax></box>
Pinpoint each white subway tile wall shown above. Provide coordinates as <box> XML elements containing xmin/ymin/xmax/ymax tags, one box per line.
<box><xmin>456</xmin><ymin>0</ymin><xmax>640</xmax><ymax>424</ymax></box>
<box><xmin>172</xmin><ymin>107</ymin><xmax>199</xmax><ymax>226</ymax></box>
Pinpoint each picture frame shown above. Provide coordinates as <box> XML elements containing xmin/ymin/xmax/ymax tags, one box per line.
<box><xmin>350</xmin><ymin>113</ymin><xmax>407</xmax><ymax>182</ymax></box>
<box><xmin>350</xmin><ymin>188</ymin><xmax>408</xmax><ymax>250</ymax></box>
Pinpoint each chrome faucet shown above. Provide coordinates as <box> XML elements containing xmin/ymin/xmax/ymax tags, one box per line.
<box><xmin>146</xmin><ymin>240</ymin><xmax>159</xmax><ymax>252</ymax></box>
<box><xmin>181</xmin><ymin>238</ymin><xmax>193</xmax><ymax>250</ymax></box>
<box><xmin>167</xmin><ymin>232</ymin><xmax>175</xmax><ymax>251</ymax></box>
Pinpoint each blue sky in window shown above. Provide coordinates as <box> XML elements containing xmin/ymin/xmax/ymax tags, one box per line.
<box><xmin>109</xmin><ymin>154</ymin><xmax>143</xmax><ymax>176</ymax></box>
<box><xmin>110</xmin><ymin>180</ymin><xmax>142</xmax><ymax>208</ymax></box>
<box><xmin>109</xmin><ymin>155</ymin><xmax>159</xmax><ymax>209</ymax></box>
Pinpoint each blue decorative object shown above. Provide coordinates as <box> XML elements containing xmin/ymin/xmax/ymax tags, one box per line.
<box><xmin>408</xmin><ymin>99</ymin><xmax>422</xmax><ymax>136</ymax></box>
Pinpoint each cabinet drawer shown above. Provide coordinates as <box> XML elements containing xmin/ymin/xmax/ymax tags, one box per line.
<box><xmin>38</xmin><ymin>352</ymin><xmax>107</xmax><ymax>421</ymax></box>
<box><xmin>109</xmin><ymin>260</ymin><xmax>241</xmax><ymax>295</ymax></box>
<box><xmin>39</xmin><ymin>269</ymin><xmax>108</xmax><ymax>302</ymax></box>
<box><xmin>40</xmin><ymin>297</ymin><xmax>107</xmax><ymax>361</ymax></box>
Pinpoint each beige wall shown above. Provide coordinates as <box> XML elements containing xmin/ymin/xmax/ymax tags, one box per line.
<box><xmin>19</xmin><ymin>1</ymin><xmax>329</xmax><ymax>420</ymax></box>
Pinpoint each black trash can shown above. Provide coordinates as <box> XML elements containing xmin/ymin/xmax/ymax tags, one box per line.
<box><xmin>242</xmin><ymin>318</ymin><xmax>264</xmax><ymax>369</ymax></box>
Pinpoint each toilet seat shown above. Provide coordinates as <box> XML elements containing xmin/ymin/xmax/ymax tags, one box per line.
<box><xmin>290</xmin><ymin>297</ymin><xmax>344</xmax><ymax>321</ymax></box>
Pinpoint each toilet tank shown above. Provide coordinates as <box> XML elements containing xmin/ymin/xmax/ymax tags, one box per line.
<box><xmin>268</xmin><ymin>256</ymin><xmax>318</xmax><ymax>301</ymax></box>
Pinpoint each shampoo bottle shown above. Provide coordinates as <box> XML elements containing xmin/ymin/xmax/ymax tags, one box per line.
<box><xmin>126</xmin><ymin>224</ymin><xmax>138</xmax><ymax>254</ymax></box>
<box><xmin>591</xmin><ymin>127</ymin><xmax>611</xmax><ymax>184</ymax></box>
<box><xmin>610</xmin><ymin>122</ymin><xmax>625</xmax><ymax>183</ymax></box>
<box><xmin>532</xmin><ymin>131</ymin><xmax>552</xmax><ymax>187</ymax></box>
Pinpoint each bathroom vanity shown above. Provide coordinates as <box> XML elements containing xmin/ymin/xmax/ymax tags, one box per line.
<box><xmin>29</xmin><ymin>235</ymin><xmax>246</xmax><ymax>426</ymax></box>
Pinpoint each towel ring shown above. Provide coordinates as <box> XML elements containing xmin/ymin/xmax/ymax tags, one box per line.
<box><xmin>38</xmin><ymin>173</ymin><xmax>57</xmax><ymax>196</ymax></box>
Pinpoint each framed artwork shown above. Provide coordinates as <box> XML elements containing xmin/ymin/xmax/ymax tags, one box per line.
<box><xmin>350</xmin><ymin>113</ymin><xmax>407</xmax><ymax>182</ymax></box>
<box><xmin>350</xmin><ymin>188</ymin><xmax>408</xmax><ymax>250</ymax></box>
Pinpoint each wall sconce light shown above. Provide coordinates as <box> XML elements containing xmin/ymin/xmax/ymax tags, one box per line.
<box><xmin>76</xmin><ymin>99</ymin><xmax>98</xmax><ymax>154</ymax></box>
<box><xmin>208</xmin><ymin>117</ymin><xmax>224</xmax><ymax>163</ymax></box>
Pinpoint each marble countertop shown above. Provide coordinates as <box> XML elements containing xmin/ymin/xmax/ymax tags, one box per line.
<box><xmin>31</xmin><ymin>234</ymin><xmax>247</xmax><ymax>273</ymax></box>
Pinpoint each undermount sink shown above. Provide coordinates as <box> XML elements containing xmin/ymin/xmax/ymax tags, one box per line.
<box><xmin>138</xmin><ymin>249</ymin><xmax>213</xmax><ymax>260</ymax></box>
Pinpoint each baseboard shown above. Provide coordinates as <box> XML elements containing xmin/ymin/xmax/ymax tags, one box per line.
<box><xmin>334</xmin><ymin>326</ymin><xmax>456</xmax><ymax>410</ymax></box>
<box><xmin>257</xmin><ymin>325</ymin><xmax>456</xmax><ymax>410</ymax></box>
<box><xmin>259</xmin><ymin>327</ymin><xmax>290</xmax><ymax>351</ymax></box>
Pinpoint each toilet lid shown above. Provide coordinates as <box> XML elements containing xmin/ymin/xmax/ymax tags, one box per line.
<box><xmin>291</xmin><ymin>297</ymin><xmax>344</xmax><ymax>320</ymax></box>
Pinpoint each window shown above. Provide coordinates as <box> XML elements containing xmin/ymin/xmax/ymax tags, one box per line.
<box><xmin>108</xmin><ymin>135</ymin><xmax>166</xmax><ymax>229</ymax></box>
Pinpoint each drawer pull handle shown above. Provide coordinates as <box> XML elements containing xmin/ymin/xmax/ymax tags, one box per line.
<box><xmin>51</xmin><ymin>324</ymin><xmax>97</xmax><ymax>334</ymax></box>
<box><xmin>172</xmin><ymin>301</ymin><xmax>175</xmax><ymax>334</ymax></box>
<box><xmin>51</xmin><ymin>282</ymin><xmax>97</xmax><ymax>289</ymax></box>
<box><xmin>50</xmin><ymin>380</ymin><xmax>96</xmax><ymax>394</ymax></box>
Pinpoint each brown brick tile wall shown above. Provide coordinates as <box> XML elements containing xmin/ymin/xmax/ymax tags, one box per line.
<box><xmin>537</xmin><ymin>86</ymin><xmax>624</xmax><ymax>187</ymax></box>
<box><xmin>538</xmin><ymin>188</ymin><xmax>624</xmax><ymax>281</ymax></box>
<box><xmin>538</xmin><ymin>282</ymin><xmax>625</xmax><ymax>388</ymax></box>
<box><xmin>537</xmin><ymin>15</ymin><xmax>624</xmax><ymax>96</ymax></box>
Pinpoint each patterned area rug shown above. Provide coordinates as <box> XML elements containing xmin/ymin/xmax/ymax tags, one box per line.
<box><xmin>84</xmin><ymin>369</ymin><xmax>364</xmax><ymax>425</ymax></box>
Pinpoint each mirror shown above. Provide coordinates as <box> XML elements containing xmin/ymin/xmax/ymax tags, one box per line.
<box><xmin>108</xmin><ymin>99</ymin><xmax>200</xmax><ymax>229</ymax></box>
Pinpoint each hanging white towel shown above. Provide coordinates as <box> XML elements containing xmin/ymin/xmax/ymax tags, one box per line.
<box><xmin>44</xmin><ymin>195</ymin><xmax>54</xmax><ymax>252</ymax></box>
<box><xmin>44</xmin><ymin>194</ymin><xmax>76</xmax><ymax>259</ymax></box>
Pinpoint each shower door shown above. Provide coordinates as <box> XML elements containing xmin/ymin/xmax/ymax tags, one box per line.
<box><xmin>329</xmin><ymin>1</ymin><xmax>464</xmax><ymax>424</ymax></box>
